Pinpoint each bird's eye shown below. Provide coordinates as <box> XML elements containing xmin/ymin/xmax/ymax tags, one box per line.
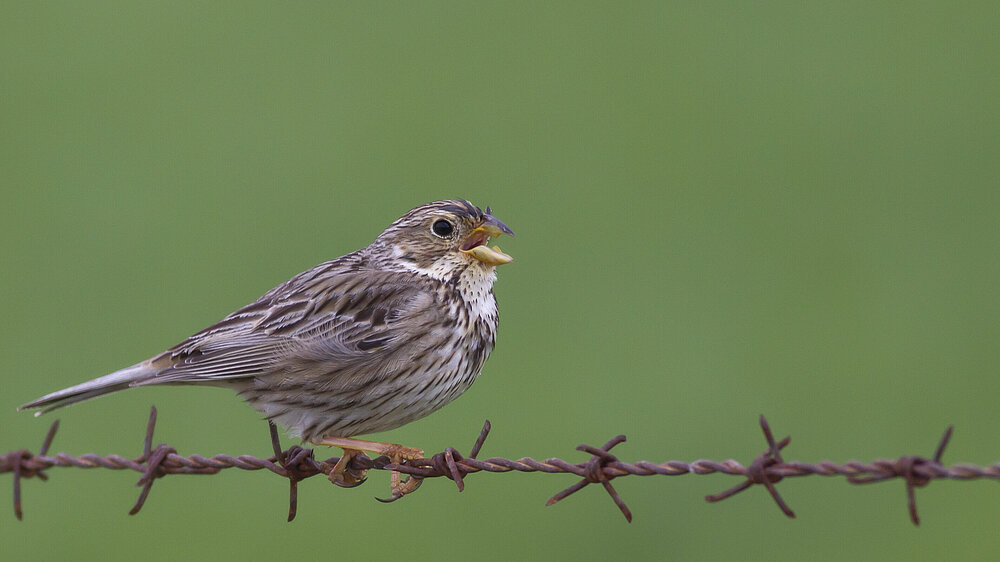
<box><xmin>431</xmin><ymin>219</ymin><xmax>454</xmax><ymax>237</ymax></box>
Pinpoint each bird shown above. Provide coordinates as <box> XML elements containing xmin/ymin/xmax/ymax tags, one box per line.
<box><xmin>19</xmin><ymin>199</ymin><xmax>514</xmax><ymax>499</ymax></box>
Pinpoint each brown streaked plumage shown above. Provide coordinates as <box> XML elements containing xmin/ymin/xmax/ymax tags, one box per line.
<box><xmin>19</xmin><ymin>199</ymin><xmax>514</xmax><ymax>497</ymax></box>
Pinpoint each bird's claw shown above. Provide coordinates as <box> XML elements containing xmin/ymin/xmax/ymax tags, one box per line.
<box><xmin>328</xmin><ymin>449</ymin><xmax>369</xmax><ymax>488</ymax></box>
<box><xmin>331</xmin><ymin>472</ymin><xmax>368</xmax><ymax>488</ymax></box>
<box><xmin>377</xmin><ymin>446</ymin><xmax>425</xmax><ymax>501</ymax></box>
<box><xmin>376</xmin><ymin>468</ymin><xmax>423</xmax><ymax>502</ymax></box>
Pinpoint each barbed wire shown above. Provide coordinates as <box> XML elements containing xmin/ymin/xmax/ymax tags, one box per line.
<box><xmin>3</xmin><ymin>406</ymin><xmax>998</xmax><ymax>524</ymax></box>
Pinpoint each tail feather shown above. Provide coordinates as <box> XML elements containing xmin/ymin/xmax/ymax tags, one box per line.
<box><xmin>18</xmin><ymin>363</ymin><xmax>156</xmax><ymax>415</ymax></box>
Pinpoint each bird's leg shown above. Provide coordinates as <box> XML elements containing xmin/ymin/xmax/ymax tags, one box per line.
<box><xmin>318</xmin><ymin>436</ymin><xmax>425</xmax><ymax>497</ymax></box>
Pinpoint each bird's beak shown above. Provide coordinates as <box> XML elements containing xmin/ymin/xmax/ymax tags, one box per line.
<box><xmin>460</xmin><ymin>215</ymin><xmax>514</xmax><ymax>266</ymax></box>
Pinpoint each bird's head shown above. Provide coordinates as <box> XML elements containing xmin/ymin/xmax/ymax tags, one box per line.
<box><xmin>372</xmin><ymin>200</ymin><xmax>514</xmax><ymax>279</ymax></box>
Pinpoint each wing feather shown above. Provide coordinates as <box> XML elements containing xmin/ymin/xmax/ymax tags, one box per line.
<box><xmin>139</xmin><ymin>267</ymin><xmax>443</xmax><ymax>386</ymax></box>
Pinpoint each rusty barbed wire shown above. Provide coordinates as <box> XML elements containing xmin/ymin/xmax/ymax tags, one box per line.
<box><xmin>3</xmin><ymin>406</ymin><xmax>999</xmax><ymax>525</ymax></box>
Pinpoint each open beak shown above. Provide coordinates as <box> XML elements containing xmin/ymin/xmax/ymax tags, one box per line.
<box><xmin>460</xmin><ymin>214</ymin><xmax>514</xmax><ymax>266</ymax></box>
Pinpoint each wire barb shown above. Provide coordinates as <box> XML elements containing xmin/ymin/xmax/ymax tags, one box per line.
<box><xmin>3</xmin><ymin>409</ymin><xmax>996</xmax><ymax>524</ymax></box>
<box><xmin>705</xmin><ymin>415</ymin><xmax>795</xmax><ymax>518</ymax></box>
<box><xmin>7</xmin><ymin>418</ymin><xmax>58</xmax><ymax>520</ymax></box>
<box><xmin>546</xmin><ymin>435</ymin><xmax>632</xmax><ymax>522</ymax></box>
<box><xmin>269</xmin><ymin>421</ymin><xmax>320</xmax><ymax>522</ymax></box>
<box><xmin>846</xmin><ymin>425</ymin><xmax>955</xmax><ymax>525</ymax></box>
<box><xmin>130</xmin><ymin>406</ymin><xmax>181</xmax><ymax>515</ymax></box>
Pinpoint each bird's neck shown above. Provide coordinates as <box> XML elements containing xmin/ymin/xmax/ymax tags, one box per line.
<box><xmin>375</xmin><ymin>242</ymin><xmax>499</xmax><ymax>323</ymax></box>
<box><xmin>455</xmin><ymin>264</ymin><xmax>499</xmax><ymax>325</ymax></box>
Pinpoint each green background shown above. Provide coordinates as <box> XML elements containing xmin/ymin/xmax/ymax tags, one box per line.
<box><xmin>2</xmin><ymin>2</ymin><xmax>999</xmax><ymax>560</ymax></box>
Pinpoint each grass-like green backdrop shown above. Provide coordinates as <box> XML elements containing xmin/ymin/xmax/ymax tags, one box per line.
<box><xmin>2</xmin><ymin>2</ymin><xmax>998</xmax><ymax>560</ymax></box>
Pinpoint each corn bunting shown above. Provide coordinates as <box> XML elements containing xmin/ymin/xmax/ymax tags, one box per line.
<box><xmin>20</xmin><ymin>199</ymin><xmax>514</xmax><ymax>498</ymax></box>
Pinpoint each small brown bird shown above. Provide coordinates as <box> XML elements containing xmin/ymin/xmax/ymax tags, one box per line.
<box><xmin>19</xmin><ymin>199</ymin><xmax>513</xmax><ymax>498</ymax></box>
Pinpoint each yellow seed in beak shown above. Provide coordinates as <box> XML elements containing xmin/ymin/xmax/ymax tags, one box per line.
<box><xmin>463</xmin><ymin>244</ymin><xmax>513</xmax><ymax>266</ymax></box>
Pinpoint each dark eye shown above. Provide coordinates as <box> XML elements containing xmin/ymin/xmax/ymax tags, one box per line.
<box><xmin>431</xmin><ymin>219</ymin><xmax>454</xmax><ymax>237</ymax></box>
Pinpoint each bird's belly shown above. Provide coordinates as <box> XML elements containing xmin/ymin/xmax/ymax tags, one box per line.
<box><xmin>241</xmin><ymin>339</ymin><xmax>491</xmax><ymax>442</ymax></box>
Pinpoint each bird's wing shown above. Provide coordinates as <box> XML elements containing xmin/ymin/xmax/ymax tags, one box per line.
<box><xmin>137</xmin><ymin>265</ymin><xmax>444</xmax><ymax>386</ymax></box>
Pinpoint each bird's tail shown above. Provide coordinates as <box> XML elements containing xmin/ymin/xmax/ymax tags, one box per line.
<box><xmin>18</xmin><ymin>363</ymin><xmax>156</xmax><ymax>415</ymax></box>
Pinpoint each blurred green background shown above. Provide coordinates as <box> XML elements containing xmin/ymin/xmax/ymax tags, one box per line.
<box><xmin>2</xmin><ymin>1</ymin><xmax>999</xmax><ymax>560</ymax></box>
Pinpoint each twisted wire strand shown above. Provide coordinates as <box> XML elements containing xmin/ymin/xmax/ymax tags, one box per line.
<box><xmin>3</xmin><ymin>407</ymin><xmax>998</xmax><ymax>524</ymax></box>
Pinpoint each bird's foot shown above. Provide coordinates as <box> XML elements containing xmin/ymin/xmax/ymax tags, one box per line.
<box><xmin>381</xmin><ymin>447</ymin><xmax>425</xmax><ymax>502</ymax></box>
<box><xmin>327</xmin><ymin>448</ymin><xmax>369</xmax><ymax>488</ymax></box>
<box><xmin>318</xmin><ymin>436</ymin><xmax>424</xmax><ymax>499</ymax></box>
